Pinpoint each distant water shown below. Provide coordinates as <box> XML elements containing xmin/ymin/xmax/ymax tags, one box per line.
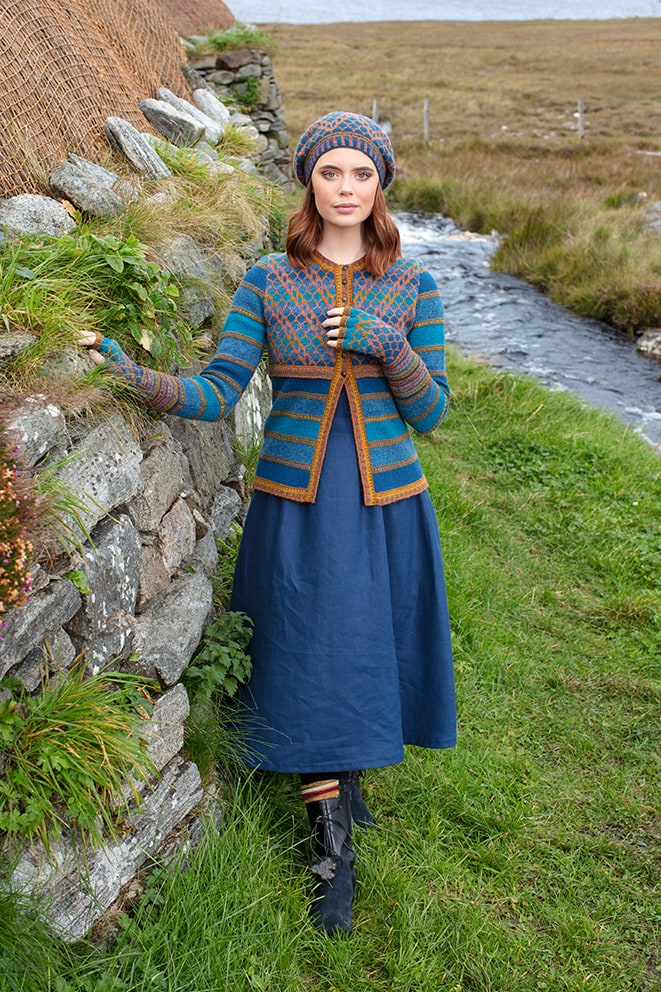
<box><xmin>229</xmin><ymin>0</ymin><xmax>659</xmax><ymax>23</ymax></box>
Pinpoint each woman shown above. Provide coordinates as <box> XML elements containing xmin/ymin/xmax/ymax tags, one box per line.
<box><xmin>80</xmin><ymin>112</ymin><xmax>456</xmax><ymax>936</ymax></box>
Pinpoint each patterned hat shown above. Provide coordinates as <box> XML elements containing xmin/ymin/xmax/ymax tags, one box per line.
<box><xmin>293</xmin><ymin>111</ymin><xmax>396</xmax><ymax>190</ymax></box>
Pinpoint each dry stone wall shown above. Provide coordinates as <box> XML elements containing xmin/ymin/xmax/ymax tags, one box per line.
<box><xmin>0</xmin><ymin>62</ymin><xmax>280</xmax><ymax>940</ymax></box>
<box><xmin>184</xmin><ymin>40</ymin><xmax>295</xmax><ymax>190</ymax></box>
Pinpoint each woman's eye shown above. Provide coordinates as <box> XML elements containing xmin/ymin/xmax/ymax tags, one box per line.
<box><xmin>321</xmin><ymin>170</ymin><xmax>338</xmax><ymax>179</ymax></box>
<box><xmin>356</xmin><ymin>171</ymin><xmax>372</xmax><ymax>180</ymax></box>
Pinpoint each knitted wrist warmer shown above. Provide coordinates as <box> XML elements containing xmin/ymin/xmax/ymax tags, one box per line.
<box><xmin>337</xmin><ymin>306</ymin><xmax>432</xmax><ymax>399</ymax></box>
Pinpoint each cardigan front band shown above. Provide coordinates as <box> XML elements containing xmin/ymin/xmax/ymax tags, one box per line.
<box><xmin>97</xmin><ymin>252</ymin><xmax>450</xmax><ymax>506</ymax></box>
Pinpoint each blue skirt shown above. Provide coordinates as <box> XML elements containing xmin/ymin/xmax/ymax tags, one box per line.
<box><xmin>230</xmin><ymin>390</ymin><xmax>456</xmax><ymax>773</ymax></box>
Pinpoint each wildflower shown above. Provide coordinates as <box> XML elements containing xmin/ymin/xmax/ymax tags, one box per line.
<box><xmin>0</xmin><ymin>440</ymin><xmax>35</xmax><ymax>616</ymax></box>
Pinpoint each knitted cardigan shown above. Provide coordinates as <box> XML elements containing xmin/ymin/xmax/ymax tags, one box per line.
<box><xmin>98</xmin><ymin>252</ymin><xmax>450</xmax><ymax>505</ymax></box>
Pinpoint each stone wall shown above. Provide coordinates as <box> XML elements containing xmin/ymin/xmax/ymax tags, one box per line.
<box><xmin>184</xmin><ymin>39</ymin><xmax>295</xmax><ymax>190</ymax></box>
<box><xmin>0</xmin><ymin>62</ymin><xmax>279</xmax><ymax>941</ymax></box>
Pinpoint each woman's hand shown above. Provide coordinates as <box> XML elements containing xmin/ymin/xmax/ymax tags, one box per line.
<box><xmin>323</xmin><ymin>307</ymin><xmax>344</xmax><ymax>349</ymax></box>
<box><xmin>76</xmin><ymin>330</ymin><xmax>105</xmax><ymax>365</ymax></box>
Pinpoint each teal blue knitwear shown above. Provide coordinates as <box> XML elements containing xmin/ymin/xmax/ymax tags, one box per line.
<box><xmin>97</xmin><ymin>252</ymin><xmax>450</xmax><ymax>506</ymax></box>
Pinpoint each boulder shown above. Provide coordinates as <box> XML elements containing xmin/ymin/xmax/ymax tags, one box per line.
<box><xmin>12</xmin><ymin>755</ymin><xmax>203</xmax><ymax>942</ymax></box>
<box><xmin>126</xmin><ymin>429</ymin><xmax>191</xmax><ymax>534</ymax></box>
<box><xmin>50</xmin><ymin>413</ymin><xmax>143</xmax><ymax>543</ymax></box>
<box><xmin>636</xmin><ymin>330</ymin><xmax>661</xmax><ymax>363</ymax></box>
<box><xmin>167</xmin><ymin>414</ymin><xmax>235</xmax><ymax>509</ymax></box>
<box><xmin>0</xmin><ymin>194</ymin><xmax>76</xmax><ymax>237</ymax></box>
<box><xmin>232</xmin><ymin>361</ymin><xmax>271</xmax><ymax>445</ymax></box>
<box><xmin>49</xmin><ymin>160</ymin><xmax>125</xmax><ymax>218</ymax></box>
<box><xmin>65</xmin><ymin>514</ymin><xmax>142</xmax><ymax>671</ymax></box>
<box><xmin>159</xmin><ymin>234</ymin><xmax>215</xmax><ymax>327</ymax></box>
<box><xmin>136</xmin><ymin>497</ymin><xmax>197</xmax><ymax>610</ymax></box>
<box><xmin>215</xmin><ymin>48</ymin><xmax>254</xmax><ymax>71</ymax></box>
<box><xmin>0</xmin><ymin>331</ymin><xmax>38</xmax><ymax>361</ymax></box>
<box><xmin>16</xmin><ymin>629</ymin><xmax>77</xmax><ymax>693</ymax></box>
<box><xmin>0</xmin><ymin>579</ymin><xmax>81</xmax><ymax>678</ymax></box>
<box><xmin>191</xmin><ymin>87</ymin><xmax>232</xmax><ymax>126</ymax></box>
<box><xmin>143</xmin><ymin>684</ymin><xmax>190</xmax><ymax>772</ymax></box>
<box><xmin>210</xmin><ymin>484</ymin><xmax>243</xmax><ymax>541</ymax></box>
<box><xmin>157</xmin><ymin>88</ymin><xmax>224</xmax><ymax>144</ymax></box>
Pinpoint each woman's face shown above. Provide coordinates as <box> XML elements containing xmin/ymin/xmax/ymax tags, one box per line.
<box><xmin>310</xmin><ymin>148</ymin><xmax>380</xmax><ymax>233</ymax></box>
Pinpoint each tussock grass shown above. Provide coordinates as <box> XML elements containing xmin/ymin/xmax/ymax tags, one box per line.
<box><xmin>267</xmin><ymin>18</ymin><xmax>661</xmax><ymax>332</ymax></box>
<box><xmin>8</xmin><ymin>351</ymin><xmax>658</xmax><ymax>992</ymax></box>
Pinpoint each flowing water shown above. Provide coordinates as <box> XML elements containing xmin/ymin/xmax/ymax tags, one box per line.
<box><xmin>229</xmin><ymin>0</ymin><xmax>660</xmax><ymax>22</ymax></box>
<box><xmin>397</xmin><ymin>212</ymin><xmax>661</xmax><ymax>447</ymax></box>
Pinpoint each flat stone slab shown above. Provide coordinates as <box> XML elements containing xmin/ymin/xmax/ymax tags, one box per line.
<box><xmin>104</xmin><ymin>117</ymin><xmax>172</xmax><ymax>179</ymax></box>
<box><xmin>138</xmin><ymin>99</ymin><xmax>206</xmax><ymax>149</ymax></box>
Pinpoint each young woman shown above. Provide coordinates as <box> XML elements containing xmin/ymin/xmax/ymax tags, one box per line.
<box><xmin>79</xmin><ymin>112</ymin><xmax>456</xmax><ymax>936</ymax></box>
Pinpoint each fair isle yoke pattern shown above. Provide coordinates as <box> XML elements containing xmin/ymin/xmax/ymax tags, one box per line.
<box><xmin>97</xmin><ymin>253</ymin><xmax>449</xmax><ymax>506</ymax></box>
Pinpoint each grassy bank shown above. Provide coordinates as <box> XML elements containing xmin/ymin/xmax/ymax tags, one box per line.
<box><xmin>4</xmin><ymin>351</ymin><xmax>659</xmax><ymax>992</ymax></box>
<box><xmin>267</xmin><ymin>18</ymin><xmax>661</xmax><ymax>332</ymax></box>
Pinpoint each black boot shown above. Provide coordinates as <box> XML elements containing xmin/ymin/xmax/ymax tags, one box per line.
<box><xmin>348</xmin><ymin>771</ymin><xmax>376</xmax><ymax>829</ymax></box>
<box><xmin>305</xmin><ymin>777</ymin><xmax>356</xmax><ymax>936</ymax></box>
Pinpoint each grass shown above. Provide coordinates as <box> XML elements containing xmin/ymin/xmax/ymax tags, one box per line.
<box><xmin>2</xmin><ymin>18</ymin><xmax>660</xmax><ymax>988</ymax></box>
<box><xmin>4</xmin><ymin>349</ymin><xmax>658</xmax><ymax>991</ymax></box>
<box><xmin>265</xmin><ymin>18</ymin><xmax>661</xmax><ymax>333</ymax></box>
<box><xmin>0</xmin><ymin>663</ymin><xmax>156</xmax><ymax>850</ymax></box>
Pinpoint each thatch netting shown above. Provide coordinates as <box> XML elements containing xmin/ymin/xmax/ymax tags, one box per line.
<box><xmin>158</xmin><ymin>0</ymin><xmax>234</xmax><ymax>36</ymax></box>
<box><xmin>0</xmin><ymin>0</ymin><xmax>190</xmax><ymax>199</ymax></box>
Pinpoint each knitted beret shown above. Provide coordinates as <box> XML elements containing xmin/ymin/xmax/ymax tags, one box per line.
<box><xmin>293</xmin><ymin>111</ymin><xmax>396</xmax><ymax>190</ymax></box>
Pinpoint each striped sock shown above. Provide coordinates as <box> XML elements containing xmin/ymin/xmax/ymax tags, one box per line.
<box><xmin>300</xmin><ymin>779</ymin><xmax>340</xmax><ymax>805</ymax></box>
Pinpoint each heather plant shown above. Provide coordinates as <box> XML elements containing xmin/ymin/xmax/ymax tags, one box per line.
<box><xmin>0</xmin><ymin>437</ymin><xmax>35</xmax><ymax>619</ymax></box>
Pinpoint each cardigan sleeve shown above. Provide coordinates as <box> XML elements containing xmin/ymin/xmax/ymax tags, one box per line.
<box><xmin>96</xmin><ymin>260</ymin><xmax>267</xmax><ymax>422</ymax></box>
<box><xmin>337</xmin><ymin>268</ymin><xmax>450</xmax><ymax>433</ymax></box>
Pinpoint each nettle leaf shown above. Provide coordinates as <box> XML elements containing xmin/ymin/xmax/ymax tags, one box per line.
<box><xmin>104</xmin><ymin>254</ymin><xmax>125</xmax><ymax>274</ymax></box>
<box><xmin>62</xmin><ymin>569</ymin><xmax>92</xmax><ymax>595</ymax></box>
<box><xmin>130</xmin><ymin>281</ymin><xmax>149</xmax><ymax>301</ymax></box>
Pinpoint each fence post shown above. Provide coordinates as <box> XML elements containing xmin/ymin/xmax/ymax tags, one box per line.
<box><xmin>577</xmin><ymin>98</ymin><xmax>585</xmax><ymax>139</ymax></box>
<box><xmin>372</xmin><ymin>99</ymin><xmax>379</xmax><ymax>124</ymax></box>
<box><xmin>423</xmin><ymin>98</ymin><xmax>430</xmax><ymax>142</ymax></box>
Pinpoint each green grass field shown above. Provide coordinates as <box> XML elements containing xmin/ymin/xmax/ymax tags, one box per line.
<box><xmin>3</xmin><ymin>350</ymin><xmax>658</xmax><ymax>992</ymax></box>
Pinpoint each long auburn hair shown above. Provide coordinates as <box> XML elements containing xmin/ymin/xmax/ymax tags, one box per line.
<box><xmin>286</xmin><ymin>183</ymin><xmax>401</xmax><ymax>278</ymax></box>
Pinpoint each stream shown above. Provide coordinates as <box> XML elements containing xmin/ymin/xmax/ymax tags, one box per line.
<box><xmin>398</xmin><ymin>212</ymin><xmax>661</xmax><ymax>447</ymax></box>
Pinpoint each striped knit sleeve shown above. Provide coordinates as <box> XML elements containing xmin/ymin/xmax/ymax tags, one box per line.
<box><xmin>97</xmin><ymin>261</ymin><xmax>267</xmax><ymax>422</ymax></box>
<box><xmin>397</xmin><ymin>268</ymin><xmax>450</xmax><ymax>432</ymax></box>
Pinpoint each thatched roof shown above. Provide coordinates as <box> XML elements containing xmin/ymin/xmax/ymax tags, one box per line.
<box><xmin>0</xmin><ymin>0</ymin><xmax>190</xmax><ymax>198</ymax></box>
<box><xmin>158</xmin><ymin>0</ymin><xmax>234</xmax><ymax>35</ymax></box>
